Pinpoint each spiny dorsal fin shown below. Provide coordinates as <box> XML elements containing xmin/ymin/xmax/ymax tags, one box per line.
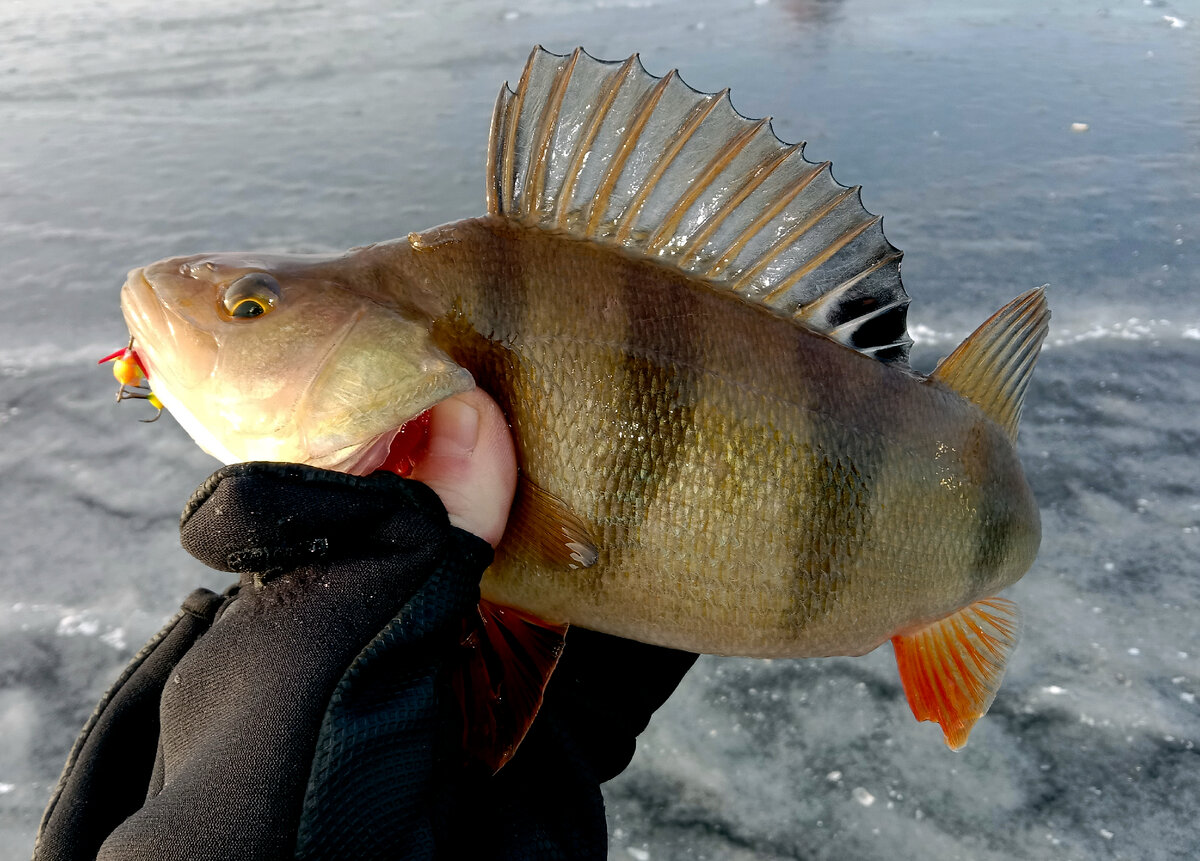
<box><xmin>929</xmin><ymin>288</ymin><xmax>1050</xmax><ymax>441</ymax></box>
<box><xmin>891</xmin><ymin>597</ymin><xmax>1020</xmax><ymax>750</ymax></box>
<box><xmin>488</xmin><ymin>46</ymin><xmax>913</xmax><ymax>365</ymax></box>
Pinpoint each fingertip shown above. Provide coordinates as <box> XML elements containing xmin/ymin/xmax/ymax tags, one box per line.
<box><xmin>425</xmin><ymin>394</ymin><xmax>481</xmax><ymax>458</ymax></box>
<box><xmin>410</xmin><ymin>388</ymin><xmax>517</xmax><ymax>548</ymax></box>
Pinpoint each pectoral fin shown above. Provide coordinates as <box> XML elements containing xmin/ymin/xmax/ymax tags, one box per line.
<box><xmin>891</xmin><ymin>597</ymin><xmax>1020</xmax><ymax>750</ymax></box>
<box><xmin>505</xmin><ymin>476</ymin><xmax>599</xmax><ymax>569</ymax></box>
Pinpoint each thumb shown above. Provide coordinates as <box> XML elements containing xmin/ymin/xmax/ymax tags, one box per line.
<box><xmin>407</xmin><ymin>387</ymin><xmax>517</xmax><ymax>548</ymax></box>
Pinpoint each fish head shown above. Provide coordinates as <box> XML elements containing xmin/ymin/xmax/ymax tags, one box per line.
<box><xmin>120</xmin><ymin>252</ymin><xmax>473</xmax><ymax>472</ymax></box>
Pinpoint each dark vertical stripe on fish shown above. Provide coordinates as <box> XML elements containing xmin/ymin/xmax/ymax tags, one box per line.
<box><xmin>783</xmin><ymin>387</ymin><xmax>877</xmax><ymax>633</ymax></box>
<box><xmin>606</xmin><ymin>260</ymin><xmax>702</xmax><ymax>549</ymax></box>
<box><xmin>440</xmin><ymin>222</ymin><xmax>529</xmax><ymax>416</ymax></box>
<box><xmin>795</xmin><ymin>446</ymin><xmax>872</xmax><ymax>629</ymax></box>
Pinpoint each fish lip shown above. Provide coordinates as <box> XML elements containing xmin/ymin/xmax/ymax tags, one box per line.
<box><xmin>123</xmin><ymin>265</ymin><xmax>220</xmax><ymax>382</ymax></box>
<box><xmin>120</xmin><ymin>268</ymin><xmax>163</xmax><ymax>376</ymax></box>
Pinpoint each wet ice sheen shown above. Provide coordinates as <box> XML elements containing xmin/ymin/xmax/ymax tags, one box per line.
<box><xmin>1</xmin><ymin>0</ymin><xmax>1198</xmax><ymax>859</ymax></box>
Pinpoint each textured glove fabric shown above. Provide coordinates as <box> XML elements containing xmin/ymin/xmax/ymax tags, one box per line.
<box><xmin>34</xmin><ymin>462</ymin><xmax>697</xmax><ymax>860</ymax></box>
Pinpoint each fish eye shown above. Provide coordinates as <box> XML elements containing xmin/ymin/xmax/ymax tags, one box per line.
<box><xmin>221</xmin><ymin>273</ymin><xmax>281</xmax><ymax>320</ymax></box>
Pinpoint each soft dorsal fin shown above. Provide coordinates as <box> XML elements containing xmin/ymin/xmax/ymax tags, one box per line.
<box><xmin>891</xmin><ymin>597</ymin><xmax>1020</xmax><ymax>750</ymax></box>
<box><xmin>488</xmin><ymin>46</ymin><xmax>913</xmax><ymax>365</ymax></box>
<box><xmin>929</xmin><ymin>288</ymin><xmax>1050</xmax><ymax>441</ymax></box>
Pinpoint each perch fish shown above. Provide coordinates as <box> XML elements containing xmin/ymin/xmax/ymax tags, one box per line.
<box><xmin>112</xmin><ymin>47</ymin><xmax>1048</xmax><ymax>765</ymax></box>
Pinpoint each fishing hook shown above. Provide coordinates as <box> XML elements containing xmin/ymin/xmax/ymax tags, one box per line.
<box><xmin>116</xmin><ymin>387</ymin><xmax>163</xmax><ymax>422</ymax></box>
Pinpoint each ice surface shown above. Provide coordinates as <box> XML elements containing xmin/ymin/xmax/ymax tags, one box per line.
<box><xmin>1</xmin><ymin>0</ymin><xmax>1197</xmax><ymax>858</ymax></box>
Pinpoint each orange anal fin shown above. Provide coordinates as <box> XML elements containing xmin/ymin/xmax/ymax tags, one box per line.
<box><xmin>891</xmin><ymin>597</ymin><xmax>1020</xmax><ymax>750</ymax></box>
<box><xmin>450</xmin><ymin>599</ymin><xmax>568</xmax><ymax>773</ymax></box>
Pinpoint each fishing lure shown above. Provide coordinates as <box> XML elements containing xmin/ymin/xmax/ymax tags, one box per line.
<box><xmin>99</xmin><ymin>338</ymin><xmax>163</xmax><ymax>422</ymax></box>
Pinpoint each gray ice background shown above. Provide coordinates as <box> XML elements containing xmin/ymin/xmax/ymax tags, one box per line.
<box><xmin>1</xmin><ymin>0</ymin><xmax>1197</xmax><ymax>858</ymax></box>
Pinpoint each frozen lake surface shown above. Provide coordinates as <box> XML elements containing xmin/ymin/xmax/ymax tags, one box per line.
<box><xmin>1</xmin><ymin>0</ymin><xmax>1197</xmax><ymax>858</ymax></box>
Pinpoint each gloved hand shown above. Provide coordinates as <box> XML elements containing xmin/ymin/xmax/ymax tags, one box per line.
<box><xmin>35</xmin><ymin>394</ymin><xmax>697</xmax><ymax>861</ymax></box>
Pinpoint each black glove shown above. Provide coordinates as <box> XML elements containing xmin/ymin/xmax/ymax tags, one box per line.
<box><xmin>35</xmin><ymin>463</ymin><xmax>697</xmax><ymax>860</ymax></box>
